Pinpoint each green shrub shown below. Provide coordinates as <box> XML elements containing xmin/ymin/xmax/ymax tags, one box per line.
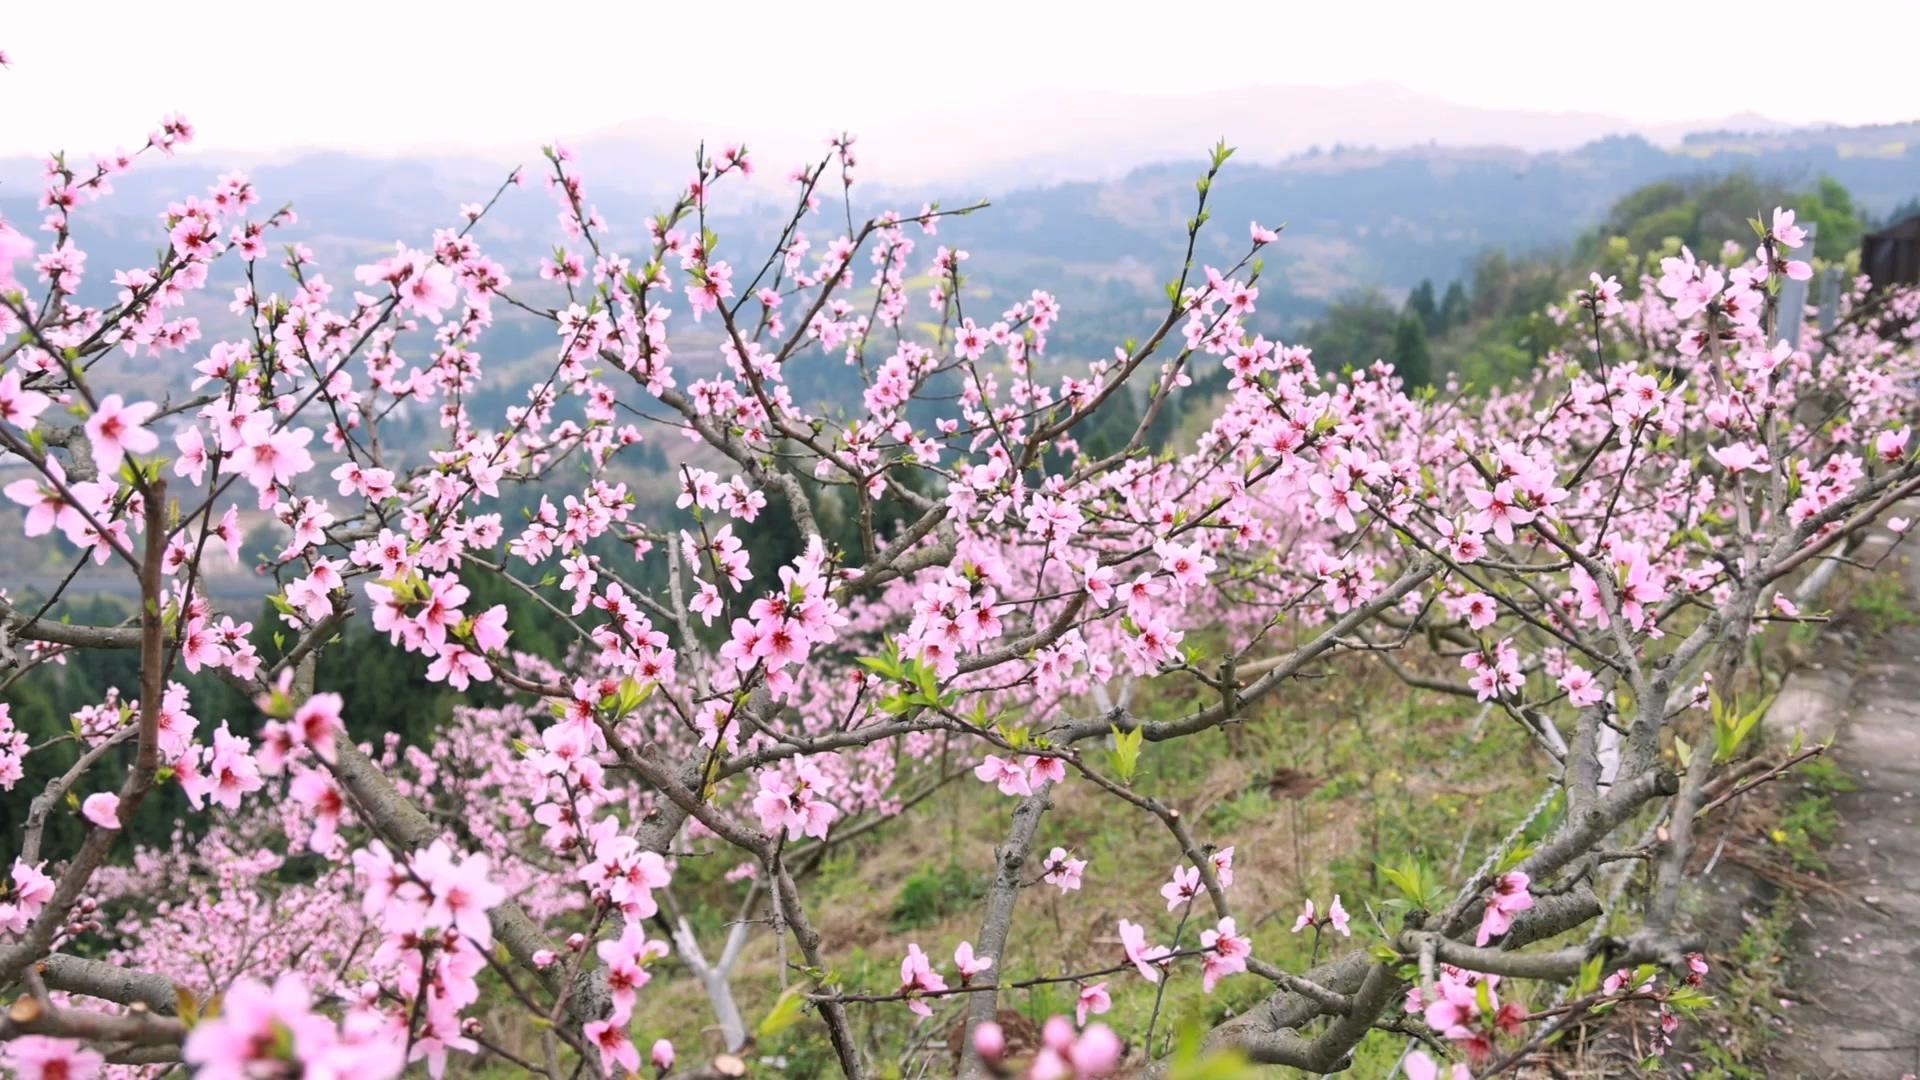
<box><xmin>890</xmin><ymin>862</ymin><xmax>985</xmax><ymax>930</ymax></box>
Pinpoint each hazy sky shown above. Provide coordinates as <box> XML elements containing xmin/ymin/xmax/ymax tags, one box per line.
<box><xmin>5</xmin><ymin>0</ymin><xmax>1918</xmax><ymax>159</ymax></box>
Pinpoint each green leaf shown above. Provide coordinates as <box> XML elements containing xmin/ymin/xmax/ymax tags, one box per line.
<box><xmin>756</xmin><ymin>986</ymin><xmax>808</xmax><ymax>1041</ymax></box>
<box><xmin>1495</xmin><ymin>844</ymin><xmax>1535</xmax><ymax>873</ymax></box>
<box><xmin>260</xmin><ymin>683</ymin><xmax>294</xmax><ymax>720</ymax></box>
<box><xmin>1667</xmin><ymin>985</ymin><xmax>1714</xmax><ymax>1017</ymax></box>
<box><xmin>1576</xmin><ymin>953</ymin><xmax>1605</xmax><ymax>995</ymax></box>
<box><xmin>856</xmin><ymin>639</ymin><xmax>905</xmax><ymax>683</ymax></box>
<box><xmin>1710</xmin><ymin>689</ymin><xmax>1772</xmax><ymax>763</ymax></box>
<box><xmin>610</xmin><ymin>678</ymin><xmax>653</xmax><ymax>718</ymax></box>
<box><xmin>1108</xmin><ymin>724</ymin><xmax>1144</xmax><ymax>785</ymax></box>
<box><xmin>1376</xmin><ymin>855</ymin><xmax>1444</xmax><ymax>910</ymax></box>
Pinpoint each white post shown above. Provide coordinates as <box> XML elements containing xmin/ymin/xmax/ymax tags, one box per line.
<box><xmin>1818</xmin><ymin>264</ymin><xmax>1841</xmax><ymax>335</ymax></box>
<box><xmin>1775</xmin><ymin>221</ymin><xmax>1817</xmax><ymax>348</ymax></box>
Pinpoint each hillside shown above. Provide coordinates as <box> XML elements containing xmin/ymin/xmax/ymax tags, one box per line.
<box><xmin>8</xmin><ymin>124</ymin><xmax>1913</xmax><ymax>362</ymax></box>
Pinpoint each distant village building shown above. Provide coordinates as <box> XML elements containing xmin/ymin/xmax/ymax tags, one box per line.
<box><xmin>1862</xmin><ymin>215</ymin><xmax>1920</xmax><ymax>291</ymax></box>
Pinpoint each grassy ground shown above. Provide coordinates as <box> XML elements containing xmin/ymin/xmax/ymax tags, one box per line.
<box><xmin>473</xmin><ymin>655</ymin><xmax>1553</xmax><ymax>1078</ymax></box>
<box><xmin>373</xmin><ymin>489</ymin><xmax>1907</xmax><ymax>1076</ymax></box>
<box><xmin>454</xmin><ymin>576</ymin><xmax>1910</xmax><ymax>1078</ymax></box>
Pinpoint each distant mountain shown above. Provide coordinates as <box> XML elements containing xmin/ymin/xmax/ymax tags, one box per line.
<box><xmin>932</xmin><ymin>127</ymin><xmax>1920</xmax><ymax>354</ymax></box>
<box><xmin>3</xmin><ymin>120</ymin><xmax>1916</xmax><ymax>369</ymax></box>
<box><xmin>560</xmin><ymin>83</ymin><xmax>1838</xmax><ymax>194</ymax></box>
<box><xmin>1676</xmin><ymin>120</ymin><xmax>1920</xmax><ymax>151</ymax></box>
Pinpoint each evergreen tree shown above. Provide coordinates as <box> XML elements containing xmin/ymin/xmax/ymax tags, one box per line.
<box><xmin>1406</xmin><ymin>279</ymin><xmax>1440</xmax><ymax>334</ymax></box>
<box><xmin>1392</xmin><ymin>313</ymin><xmax>1434</xmax><ymax>389</ymax></box>
<box><xmin>1439</xmin><ymin>281</ymin><xmax>1470</xmax><ymax>329</ymax></box>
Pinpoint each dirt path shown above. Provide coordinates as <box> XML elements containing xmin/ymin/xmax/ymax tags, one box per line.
<box><xmin>1765</xmin><ymin>541</ymin><xmax>1920</xmax><ymax>1079</ymax></box>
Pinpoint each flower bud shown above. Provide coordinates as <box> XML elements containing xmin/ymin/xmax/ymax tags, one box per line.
<box><xmin>1069</xmin><ymin>1024</ymin><xmax>1123</xmax><ymax>1075</ymax></box>
<box><xmin>972</xmin><ymin>1021</ymin><xmax>1005</xmax><ymax>1062</ymax></box>
<box><xmin>1041</xmin><ymin>1014</ymin><xmax>1075</xmax><ymax>1053</ymax></box>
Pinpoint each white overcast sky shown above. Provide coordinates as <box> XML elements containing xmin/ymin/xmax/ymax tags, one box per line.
<box><xmin>5</xmin><ymin>0</ymin><xmax>1918</xmax><ymax>158</ymax></box>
